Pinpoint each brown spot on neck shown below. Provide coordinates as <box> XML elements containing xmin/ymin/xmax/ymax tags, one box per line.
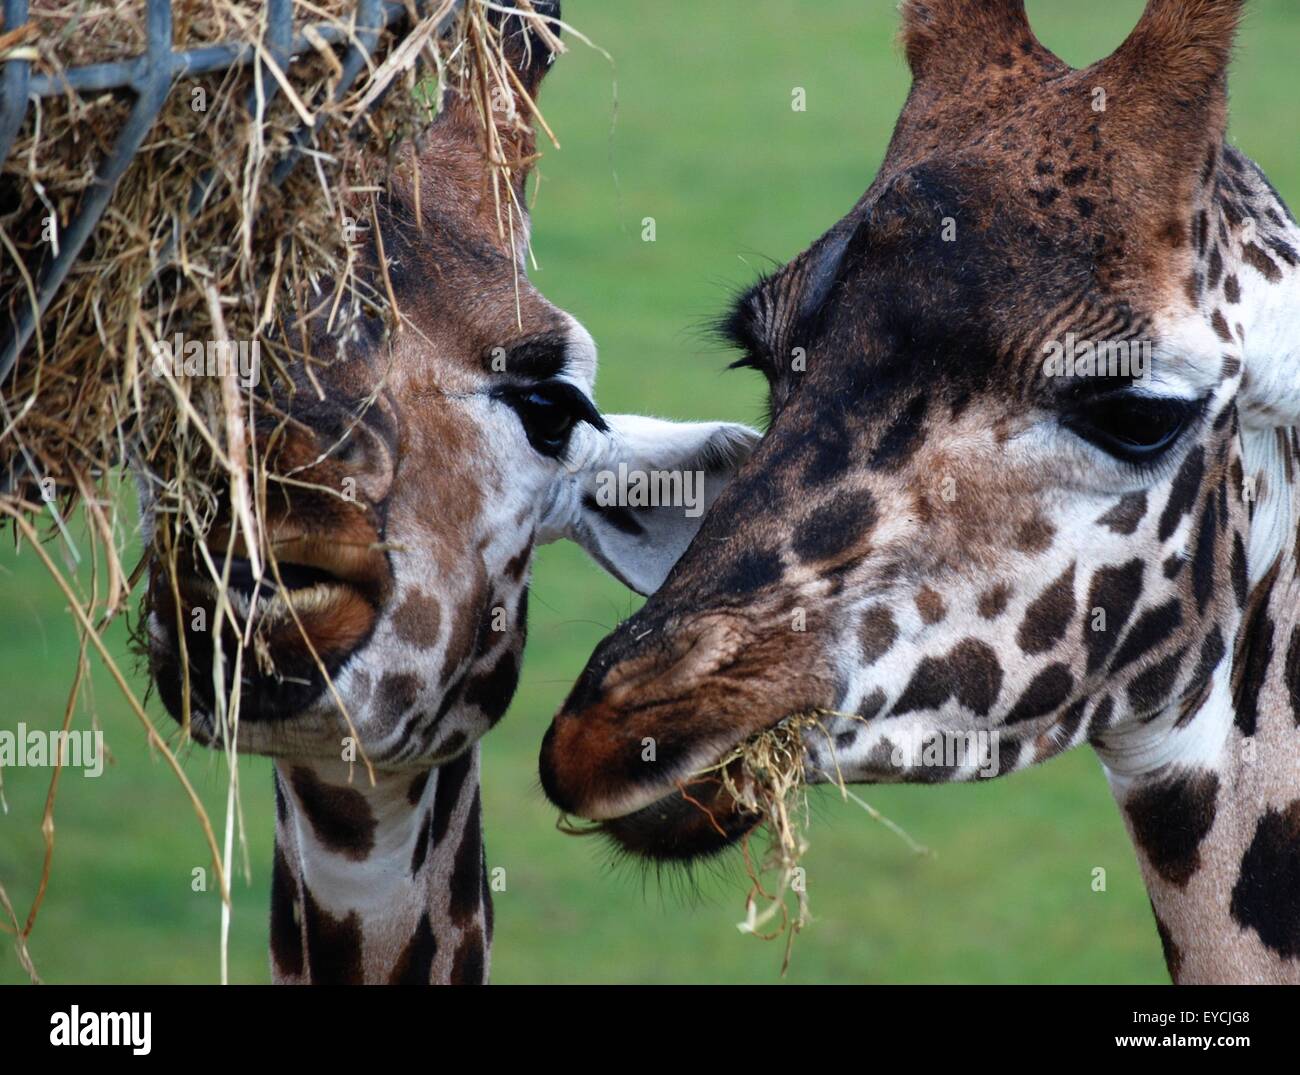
<box><xmin>449</xmin><ymin>923</ymin><xmax>487</xmax><ymax>984</ymax></box>
<box><xmin>860</xmin><ymin>605</ymin><xmax>899</xmax><ymax>664</ymax></box>
<box><xmin>915</xmin><ymin>586</ymin><xmax>947</xmax><ymax>625</ymax></box>
<box><xmin>978</xmin><ymin>582</ymin><xmax>1012</xmax><ymax>619</ymax></box>
<box><xmin>289</xmin><ymin>767</ymin><xmax>377</xmax><ymax>861</ymax></box>
<box><xmin>302</xmin><ymin>887</ymin><xmax>364</xmax><ymax>985</ymax></box>
<box><xmin>1014</xmin><ymin>514</ymin><xmax>1055</xmax><ymax>554</ymax></box>
<box><xmin>1124</xmin><ymin>770</ymin><xmax>1220</xmax><ymax>888</ymax></box>
<box><xmin>392</xmin><ymin>589</ymin><xmax>443</xmax><ymax>647</ymax></box>
<box><xmin>388</xmin><ymin>914</ymin><xmax>438</xmax><ymax>985</ymax></box>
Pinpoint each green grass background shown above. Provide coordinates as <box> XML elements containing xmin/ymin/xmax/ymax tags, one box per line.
<box><xmin>2</xmin><ymin>0</ymin><xmax>1297</xmax><ymax>984</ymax></box>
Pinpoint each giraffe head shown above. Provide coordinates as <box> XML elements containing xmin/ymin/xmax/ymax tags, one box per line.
<box><xmin>144</xmin><ymin>1</ymin><xmax>758</xmax><ymax>767</ymax></box>
<box><xmin>540</xmin><ymin>0</ymin><xmax>1299</xmax><ymax>859</ymax></box>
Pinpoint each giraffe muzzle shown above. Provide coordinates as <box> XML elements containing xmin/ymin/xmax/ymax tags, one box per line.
<box><xmin>149</xmin><ymin>516</ymin><xmax>393</xmax><ymax>732</ymax></box>
<box><xmin>539</xmin><ymin>609</ymin><xmax>833</xmax><ymax>860</ymax></box>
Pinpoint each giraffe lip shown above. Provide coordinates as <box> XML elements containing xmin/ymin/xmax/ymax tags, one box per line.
<box><xmin>592</xmin><ymin>753</ymin><xmax>763</xmax><ymax>861</ymax></box>
<box><xmin>179</xmin><ymin>566</ymin><xmax>358</xmax><ymax>626</ymax></box>
<box><xmin>543</xmin><ymin>688</ymin><xmax>810</xmax><ymax>832</ymax></box>
<box><xmin>264</xmin><ymin>534</ymin><xmax>388</xmax><ymax>589</ymax></box>
<box><xmin>179</xmin><ymin>530</ymin><xmax>388</xmax><ymax>601</ymax></box>
<box><xmin>548</xmin><ymin>727</ymin><xmax>750</xmax><ymax>823</ymax></box>
<box><xmin>179</xmin><ymin>554</ymin><xmax>355</xmax><ymax>609</ymax></box>
<box><xmin>153</xmin><ymin>541</ymin><xmax>384</xmax><ymax>729</ymax></box>
<box><xmin>222</xmin><ymin>555</ymin><xmax>337</xmax><ymax>596</ymax></box>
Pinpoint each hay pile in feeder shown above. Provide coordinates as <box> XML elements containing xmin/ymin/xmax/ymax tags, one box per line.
<box><xmin>1</xmin><ymin>0</ymin><xmax>560</xmax><ymax>533</ymax></box>
<box><xmin>0</xmin><ymin>0</ymin><xmax>567</xmax><ymax>981</ymax></box>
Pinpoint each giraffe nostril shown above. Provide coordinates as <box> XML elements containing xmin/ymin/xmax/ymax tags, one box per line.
<box><xmin>330</xmin><ymin>424</ymin><xmax>394</xmax><ymax>504</ymax></box>
<box><xmin>556</xmin><ymin>614</ymin><xmax>669</xmax><ymax>714</ymax></box>
<box><xmin>560</xmin><ymin>658</ymin><xmax>609</xmax><ymax>716</ymax></box>
<box><xmin>335</xmin><ymin>436</ymin><xmax>367</xmax><ymax>468</ymax></box>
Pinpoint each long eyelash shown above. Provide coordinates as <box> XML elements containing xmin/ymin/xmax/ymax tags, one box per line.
<box><xmin>1065</xmin><ymin>395</ymin><xmax>1206</xmax><ymax>467</ymax></box>
<box><xmin>726</xmin><ymin>351</ymin><xmax>768</xmax><ymax>374</ymax></box>
<box><xmin>710</xmin><ymin>273</ymin><xmax>780</xmax><ymax>368</ymax></box>
<box><xmin>1121</xmin><ymin>449</ymin><xmax>1192</xmax><ymax>486</ymax></box>
<box><xmin>547</xmin><ymin>381</ymin><xmax>609</xmax><ymax>434</ymax></box>
<box><xmin>1056</xmin><ymin>403</ymin><xmax>1208</xmax><ymax>487</ymax></box>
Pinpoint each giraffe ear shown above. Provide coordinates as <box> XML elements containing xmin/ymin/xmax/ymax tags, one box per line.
<box><xmin>543</xmin><ymin>416</ymin><xmax>761</xmax><ymax>597</ymax></box>
<box><xmin>900</xmin><ymin>0</ymin><xmax>1052</xmax><ymax>85</ymax></box>
<box><xmin>1091</xmin><ymin>0</ymin><xmax>1243</xmax><ymax>160</ymax></box>
<box><xmin>1097</xmin><ymin>0</ymin><xmax>1243</xmax><ymax>95</ymax></box>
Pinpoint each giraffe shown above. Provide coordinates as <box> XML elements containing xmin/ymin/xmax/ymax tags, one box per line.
<box><xmin>141</xmin><ymin>1</ymin><xmax>757</xmax><ymax>984</ymax></box>
<box><xmin>538</xmin><ymin>0</ymin><xmax>1300</xmax><ymax>984</ymax></box>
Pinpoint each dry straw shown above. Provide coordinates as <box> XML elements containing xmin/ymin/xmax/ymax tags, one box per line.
<box><xmin>0</xmin><ymin>0</ymin><xmax>567</xmax><ymax>981</ymax></box>
<box><xmin>558</xmin><ymin>709</ymin><xmax>933</xmax><ymax>976</ymax></box>
<box><xmin>702</xmin><ymin>711</ymin><xmax>932</xmax><ymax>975</ymax></box>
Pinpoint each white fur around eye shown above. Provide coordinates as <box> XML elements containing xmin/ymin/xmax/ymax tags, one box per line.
<box><xmin>560</xmin><ymin>315</ymin><xmax>599</xmax><ymax>390</ymax></box>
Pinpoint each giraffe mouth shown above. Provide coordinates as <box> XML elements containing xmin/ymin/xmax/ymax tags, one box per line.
<box><xmin>540</xmin><ymin>610</ymin><xmax>831</xmax><ymax>861</ymax></box>
<box><xmin>177</xmin><ymin>531</ymin><xmax>390</xmax><ymax>612</ymax></box>
<box><xmin>150</xmin><ymin>527</ymin><xmax>392</xmax><ymax>729</ymax></box>
<box><xmin>587</xmin><ymin>752</ymin><xmax>765</xmax><ymax>861</ymax></box>
<box><xmin>541</xmin><ymin>711</ymin><xmax>787</xmax><ymax>862</ymax></box>
<box><xmin>213</xmin><ymin>532</ymin><xmax>384</xmax><ymax>581</ymax></box>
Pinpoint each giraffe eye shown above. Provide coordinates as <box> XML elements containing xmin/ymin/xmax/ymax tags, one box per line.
<box><xmin>1064</xmin><ymin>393</ymin><xmax>1202</xmax><ymax>464</ymax></box>
<box><xmin>499</xmin><ymin>380</ymin><xmax>606</xmax><ymax>458</ymax></box>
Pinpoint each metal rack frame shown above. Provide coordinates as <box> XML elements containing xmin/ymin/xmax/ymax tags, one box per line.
<box><xmin>0</xmin><ymin>0</ymin><xmax>456</xmax><ymax>381</ymax></box>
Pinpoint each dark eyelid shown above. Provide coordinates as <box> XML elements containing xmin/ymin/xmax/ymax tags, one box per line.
<box><xmin>495</xmin><ymin>379</ymin><xmax>609</xmax><ymax>433</ymax></box>
<box><xmin>1061</xmin><ymin>388</ymin><xmax>1203</xmax><ymax>417</ymax></box>
<box><xmin>483</xmin><ymin>332</ymin><xmax>571</xmax><ymax>379</ymax></box>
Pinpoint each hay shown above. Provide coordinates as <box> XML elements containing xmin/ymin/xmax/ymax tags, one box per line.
<box><xmin>555</xmin><ymin>709</ymin><xmax>933</xmax><ymax>977</ymax></box>
<box><xmin>701</xmin><ymin>710</ymin><xmax>932</xmax><ymax>975</ymax></box>
<box><xmin>1</xmin><ymin>0</ymin><xmax>550</xmax><ymax>546</ymax></box>
<box><xmin>0</xmin><ymin>0</ymin><xmax>568</xmax><ymax>981</ymax></box>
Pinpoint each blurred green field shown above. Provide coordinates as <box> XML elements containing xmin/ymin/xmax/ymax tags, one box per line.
<box><xmin>3</xmin><ymin>0</ymin><xmax>1298</xmax><ymax>985</ymax></box>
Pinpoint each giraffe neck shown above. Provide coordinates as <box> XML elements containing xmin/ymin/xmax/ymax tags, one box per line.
<box><xmin>1097</xmin><ymin>614</ymin><xmax>1300</xmax><ymax>984</ymax></box>
<box><xmin>1095</xmin><ymin>143</ymin><xmax>1300</xmax><ymax>984</ymax></box>
<box><xmin>269</xmin><ymin>750</ymin><xmax>491</xmax><ymax>984</ymax></box>
<box><xmin>1098</xmin><ymin>580</ymin><xmax>1300</xmax><ymax>983</ymax></box>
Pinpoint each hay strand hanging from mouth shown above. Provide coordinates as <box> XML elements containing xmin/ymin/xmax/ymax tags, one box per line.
<box><xmin>701</xmin><ymin>710</ymin><xmax>933</xmax><ymax>976</ymax></box>
<box><xmin>555</xmin><ymin>709</ymin><xmax>933</xmax><ymax>977</ymax></box>
<box><xmin>726</xmin><ymin>715</ymin><xmax>816</xmax><ymax>975</ymax></box>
